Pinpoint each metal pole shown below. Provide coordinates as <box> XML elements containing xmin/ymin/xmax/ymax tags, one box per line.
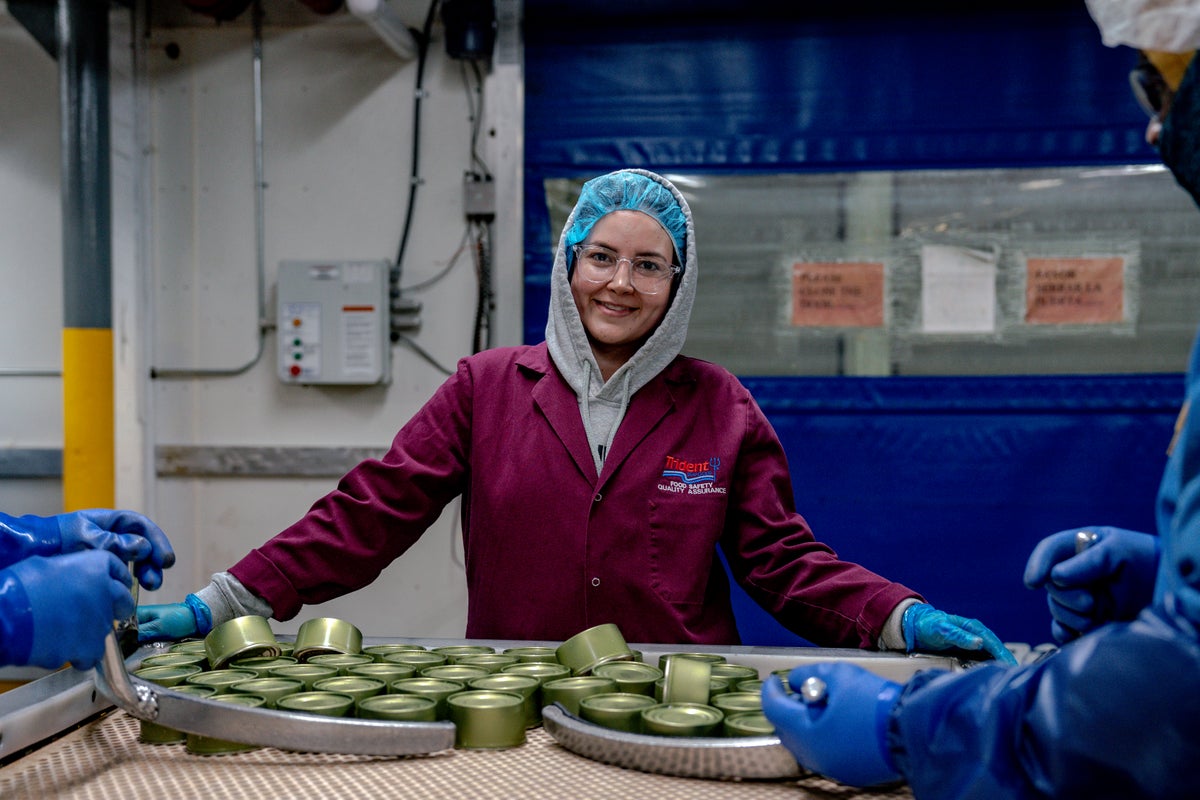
<box><xmin>57</xmin><ymin>0</ymin><xmax>114</xmax><ymax>510</ymax></box>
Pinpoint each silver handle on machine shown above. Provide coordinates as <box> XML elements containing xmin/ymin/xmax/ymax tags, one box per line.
<box><xmin>94</xmin><ymin>630</ymin><xmax>456</xmax><ymax>756</ymax></box>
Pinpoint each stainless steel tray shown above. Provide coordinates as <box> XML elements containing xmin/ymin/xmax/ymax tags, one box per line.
<box><xmin>94</xmin><ymin>631</ymin><xmax>455</xmax><ymax>756</ymax></box>
<box><xmin>541</xmin><ymin>703</ymin><xmax>804</xmax><ymax>781</ymax></box>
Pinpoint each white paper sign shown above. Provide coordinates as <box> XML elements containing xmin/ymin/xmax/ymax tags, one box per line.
<box><xmin>920</xmin><ymin>244</ymin><xmax>998</xmax><ymax>334</ymax></box>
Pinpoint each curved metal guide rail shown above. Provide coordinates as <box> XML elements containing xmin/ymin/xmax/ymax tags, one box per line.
<box><xmin>93</xmin><ymin>631</ymin><xmax>455</xmax><ymax>756</ymax></box>
<box><xmin>541</xmin><ymin>703</ymin><xmax>804</xmax><ymax>781</ymax></box>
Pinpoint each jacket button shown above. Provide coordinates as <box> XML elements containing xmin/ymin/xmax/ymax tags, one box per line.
<box><xmin>593</xmin><ymin>493</ymin><xmax>602</xmax><ymax>502</ymax></box>
<box><xmin>591</xmin><ymin>577</ymin><xmax>601</xmax><ymax>587</ymax></box>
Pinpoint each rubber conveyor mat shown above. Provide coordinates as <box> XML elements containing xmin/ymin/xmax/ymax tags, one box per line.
<box><xmin>0</xmin><ymin>711</ymin><xmax>915</xmax><ymax>800</ymax></box>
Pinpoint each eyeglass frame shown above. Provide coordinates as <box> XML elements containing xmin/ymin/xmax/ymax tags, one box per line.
<box><xmin>570</xmin><ymin>243</ymin><xmax>682</xmax><ymax>295</ymax></box>
<box><xmin>1129</xmin><ymin>56</ymin><xmax>1173</xmax><ymax>121</ymax></box>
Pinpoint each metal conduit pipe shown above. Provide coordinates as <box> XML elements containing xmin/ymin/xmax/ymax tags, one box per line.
<box><xmin>57</xmin><ymin>0</ymin><xmax>115</xmax><ymax>510</ymax></box>
<box><xmin>150</xmin><ymin>0</ymin><xmax>270</xmax><ymax>379</ymax></box>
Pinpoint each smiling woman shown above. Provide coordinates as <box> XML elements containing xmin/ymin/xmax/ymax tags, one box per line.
<box><xmin>569</xmin><ymin>210</ymin><xmax>675</xmax><ymax>379</ymax></box>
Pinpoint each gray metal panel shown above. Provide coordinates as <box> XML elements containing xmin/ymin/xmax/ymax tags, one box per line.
<box><xmin>0</xmin><ymin>665</ymin><xmax>112</xmax><ymax>762</ymax></box>
<box><xmin>155</xmin><ymin>445</ymin><xmax>384</xmax><ymax>477</ymax></box>
<box><xmin>59</xmin><ymin>0</ymin><xmax>112</xmax><ymax>329</ymax></box>
<box><xmin>0</xmin><ymin>449</ymin><xmax>62</xmax><ymax>478</ymax></box>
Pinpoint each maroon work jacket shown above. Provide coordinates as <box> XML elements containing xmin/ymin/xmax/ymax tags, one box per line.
<box><xmin>230</xmin><ymin>343</ymin><xmax>919</xmax><ymax>646</ymax></box>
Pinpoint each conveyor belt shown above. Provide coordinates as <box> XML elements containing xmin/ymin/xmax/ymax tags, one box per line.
<box><xmin>1</xmin><ymin>640</ymin><xmax>960</xmax><ymax>798</ymax></box>
<box><xmin>0</xmin><ymin>711</ymin><xmax>914</xmax><ymax>799</ymax></box>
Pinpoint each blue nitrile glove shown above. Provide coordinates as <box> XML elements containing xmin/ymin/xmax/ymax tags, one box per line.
<box><xmin>0</xmin><ymin>510</ymin><xmax>174</xmax><ymax>589</ymax></box>
<box><xmin>1023</xmin><ymin>526</ymin><xmax>1159</xmax><ymax>643</ymax></box>
<box><xmin>761</xmin><ymin>662</ymin><xmax>903</xmax><ymax>787</ymax></box>
<box><xmin>1</xmin><ymin>550</ymin><xmax>135</xmax><ymax>670</ymax></box>
<box><xmin>902</xmin><ymin>603</ymin><xmax>1018</xmax><ymax>665</ymax></box>
<box><xmin>137</xmin><ymin>594</ymin><xmax>212</xmax><ymax>643</ymax></box>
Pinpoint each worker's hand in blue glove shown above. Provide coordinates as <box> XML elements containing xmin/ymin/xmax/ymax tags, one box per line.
<box><xmin>761</xmin><ymin>662</ymin><xmax>903</xmax><ymax>787</ymax></box>
<box><xmin>6</xmin><ymin>550</ymin><xmax>135</xmax><ymax>670</ymax></box>
<box><xmin>1023</xmin><ymin>526</ymin><xmax>1159</xmax><ymax>643</ymax></box>
<box><xmin>902</xmin><ymin>603</ymin><xmax>1017</xmax><ymax>665</ymax></box>
<box><xmin>55</xmin><ymin>509</ymin><xmax>176</xmax><ymax>590</ymax></box>
<box><xmin>137</xmin><ymin>594</ymin><xmax>212</xmax><ymax>643</ymax></box>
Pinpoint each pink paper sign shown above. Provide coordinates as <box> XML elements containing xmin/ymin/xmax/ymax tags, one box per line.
<box><xmin>791</xmin><ymin>262</ymin><xmax>885</xmax><ymax>327</ymax></box>
<box><xmin>1025</xmin><ymin>257</ymin><xmax>1124</xmax><ymax>324</ymax></box>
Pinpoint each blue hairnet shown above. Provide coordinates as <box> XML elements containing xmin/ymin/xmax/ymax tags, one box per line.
<box><xmin>565</xmin><ymin>170</ymin><xmax>687</xmax><ymax>268</ymax></box>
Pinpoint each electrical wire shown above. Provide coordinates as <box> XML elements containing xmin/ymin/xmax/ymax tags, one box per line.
<box><xmin>400</xmin><ymin>226</ymin><xmax>471</xmax><ymax>294</ymax></box>
<box><xmin>461</xmin><ymin>57</ymin><xmax>490</xmax><ymax>179</ymax></box>
<box><xmin>395</xmin><ymin>332</ymin><xmax>454</xmax><ymax>376</ymax></box>
<box><xmin>392</xmin><ymin>0</ymin><xmax>441</xmax><ymax>290</ymax></box>
<box><xmin>471</xmin><ymin>219</ymin><xmax>494</xmax><ymax>353</ymax></box>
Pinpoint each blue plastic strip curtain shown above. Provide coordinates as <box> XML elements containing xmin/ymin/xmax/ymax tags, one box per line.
<box><xmin>523</xmin><ymin>5</ymin><xmax>1183</xmax><ymax>645</ymax></box>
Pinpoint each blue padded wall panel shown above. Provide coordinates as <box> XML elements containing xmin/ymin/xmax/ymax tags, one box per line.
<box><xmin>525</xmin><ymin>8</ymin><xmax>1151</xmax><ymax>175</ymax></box>
<box><xmin>726</xmin><ymin>375</ymin><xmax>1184</xmax><ymax>646</ymax></box>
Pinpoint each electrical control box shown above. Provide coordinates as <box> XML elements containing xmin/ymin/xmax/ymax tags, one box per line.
<box><xmin>277</xmin><ymin>259</ymin><xmax>391</xmax><ymax>385</ymax></box>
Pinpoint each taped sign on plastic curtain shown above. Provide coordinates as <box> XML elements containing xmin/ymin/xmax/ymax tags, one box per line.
<box><xmin>1025</xmin><ymin>256</ymin><xmax>1124</xmax><ymax>325</ymax></box>
<box><xmin>790</xmin><ymin>262</ymin><xmax>885</xmax><ymax>327</ymax></box>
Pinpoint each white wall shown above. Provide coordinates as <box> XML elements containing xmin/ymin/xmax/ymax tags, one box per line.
<box><xmin>0</xmin><ymin>10</ymin><xmax>63</xmax><ymax>514</ymax></box>
<box><xmin>1</xmin><ymin>1</ymin><xmax>522</xmax><ymax>637</ymax></box>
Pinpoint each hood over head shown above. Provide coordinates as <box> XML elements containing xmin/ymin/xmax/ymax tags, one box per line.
<box><xmin>545</xmin><ymin>169</ymin><xmax>697</xmax><ymax>473</ymax></box>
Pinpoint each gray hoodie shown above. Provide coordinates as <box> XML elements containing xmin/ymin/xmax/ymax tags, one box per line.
<box><xmin>544</xmin><ymin>169</ymin><xmax>698</xmax><ymax>474</ymax></box>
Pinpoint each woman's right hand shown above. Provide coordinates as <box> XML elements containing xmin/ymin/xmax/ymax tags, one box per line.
<box><xmin>137</xmin><ymin>594</ymin><xmax>211</xmax><ymax>642</ymax></box>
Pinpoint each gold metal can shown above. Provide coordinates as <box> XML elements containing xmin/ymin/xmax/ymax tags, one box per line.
<box><xmin>348</xmin><ymin>662</ymin><xmax>417</xmax><ymax>686</ymax></box>
<box><xmin>204</xmin><ymin>615</ymin><xmax>280</xmax><ymax>669</ymax></box>
<box><xmin>500</xmin><ymin>661</ymin><xmax>570</xmax><ymax>687</ymax></box>
<box><xmin>312</xmin><ymin>676</ymin><xmax>386</xmax><ymax>705</ymax></box>
<box><xmin>230</xmin><ymin>677</ymin><xmax>304</xmax><ymax>708</ymax></box>
<box><xmin>661</xmin><ymin>653</ymin><xmax>712</xmax><ymax>705</ymax></box>
<box><xmin>657</xmin><ymin>652</ymin><xmax>726</xmax><ymax>670</ymax></box>
<box><xmin>184</xmin><ymin>668</ymin><xmax>258</xmax><ymax>695</ymax></box>
<box><xmin>468</xmin><ymin>673</ymin><xmax>541</xmax><ymax>727</ymax></box>
<box><xmin>640</xmin><ymin>702</ymin><xmax>724</xmax><ymax>737</ymax></box>
<box><xmin>169</xmin><ymin>639</ymin><xmax>208</xmax><ymax>656</ymax></box>
<box><xmin>710</xmin><ymin>663</ymin><xmax>760</xmax><ymax>682</ymax></box>
<box><xmin>390</xmin><ymin>677</ymin><xmax>466</xmax><ymax>719</ymax></box>
<box><xmin>307</xmin><ymin>653</ymin><xmax>374</xmax><ymax>675</ymax></box>
<box><xmin>501</xmin><ymin>646</ymin><xmax>560</xmax><ymax>664</ymax></box>
<box><xmin>229</xmin><ymin>655</ymin><xmax>298</xmax><ymax>678</ymax></box>
<box><xmin>356</xmin><ymin>693</ymin><xmax>438</xmax><ymax>721</ymax></box>
<box><xmin>430</xmin><ymin>644</ymin><xmax>496</xmax><ymax>664</ymax></box>
<box><xmin>592</xmin><ymin>661</ymin><xmax>662</xmax><ymax>696</ymax></box>
<box><xmin>139</xmin><ymin>652</ymin><xmax>207</xmax><ymax>671</ymax></box>
<box><xmin>723</xmin><ymin>711</ymin><xmax>775</xmax><ymax>738</ymax></box>
<box><xmin>293</xmin><ymin>617</ymin><xmax>363</xmax><ymax>661</ymax></box>
<box><xmin>456</xmin><ymin>654</ymin><xmax>519</xmax><ymax>674</ymax></box>
<box><xmin>556</xmin><ymin>623</ymin><xmax>634</xmax><ymax>676</ymax></box>
<box><xmin>185</xmin><ymin>694</ymin><xmax>265</xmax><ymax>755</ymax></box>
<box><xmin>133</xmin><ymin>664</ymin><xmax>204</xmax><ymax>744</ymax></box>
<box><xmin>447</xmin><ymin>690</ymin><xmax>526</xmax><ymax>749</ymax></box>
<box><xmin>711</xmin><ymin>691</ymin><xmax>763</xmax><ymax>715</ymax></box>
<box><xmin>420</xmin><ymin>664</ymin><xmax>490</xmax><ymax>683</ymax></box>
<box><xmin>275</xmin><ymin>690</ymin><xmax>356</xmax><ymax>718</ymax></box>
<box><xmin>363</xmin><ymin>643</ymin><xmax>427</xmax><ymax>662</ymax></box>
<box><xmin>383</xmin><ymin>650</ymin><xmax>448</xmax><ymax>670</ymax></box>
<box><xmin>134</xmin><ymin>664</ymin><xmax>202</xmax><ymax>685</ymax></box>
<box><xmin>578</xmin><ymin>692</ymin><xmax>658</xmax><ymax>734</ymax></box>
<box><xmin>266</xmin><ymin>663</ymin><xmax>339</xmax><ymax>691</ymax></box>
<box><xmin>541</xmin><ymin>675</ymin><xmax>618</xmax><ymax>716</ymax></box>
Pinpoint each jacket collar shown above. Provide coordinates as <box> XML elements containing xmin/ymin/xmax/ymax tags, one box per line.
<box><xmin>521</xmin><ymin>344</ymin><xmax>695</xmax><ymax>486</ymax></box>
